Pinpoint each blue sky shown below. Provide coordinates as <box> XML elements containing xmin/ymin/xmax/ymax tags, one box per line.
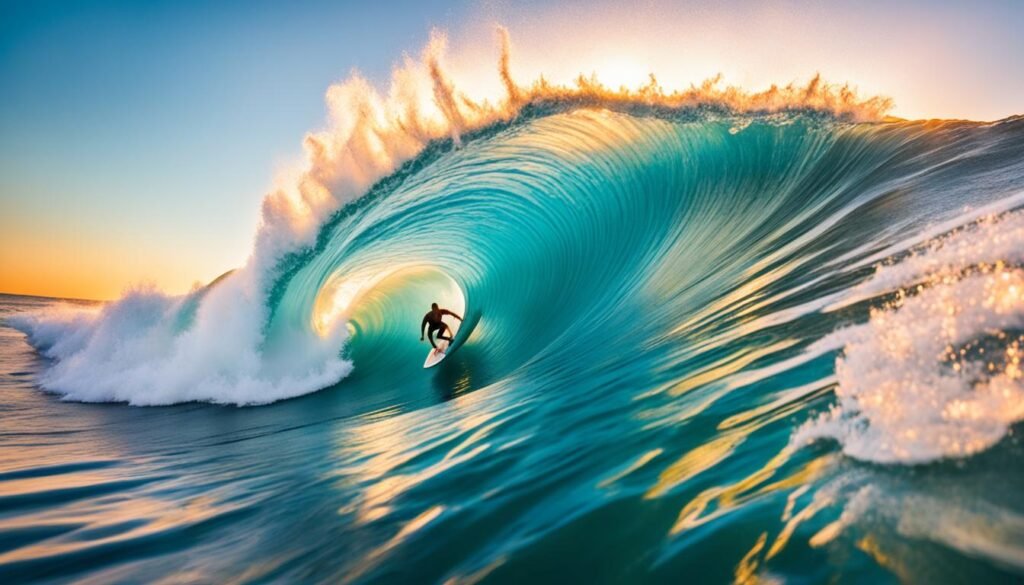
<box><xmin>2</xmin><ymin>0</ymin><xmax>1022</xmax><ymax>299</ymax></box>
<box><xmin>1</xmin><ymin>0</ymin><xmax>476</xmax><ymax>298</ymax></box>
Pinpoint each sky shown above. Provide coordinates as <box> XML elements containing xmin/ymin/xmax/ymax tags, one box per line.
<box><xmin>1</xmin><ymin>0</ymin><xmax>1022</xmax><ymax>300</ymax></box>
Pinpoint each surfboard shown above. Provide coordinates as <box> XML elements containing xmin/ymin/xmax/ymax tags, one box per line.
<box><xmin>423</xmin><ymin>338</ymin><xmax>450</xmax><ymax>369</ymax></box>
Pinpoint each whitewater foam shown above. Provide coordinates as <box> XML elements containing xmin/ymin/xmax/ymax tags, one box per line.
<box><xmin>794</xmin><ymin>211</ymin><xmax>1024</xmax><ymax>464</ymax></box>
<box><xmin>10</xmin><ymin>283</ymin><xmax>352</xmax><ymax>406</ymax></box>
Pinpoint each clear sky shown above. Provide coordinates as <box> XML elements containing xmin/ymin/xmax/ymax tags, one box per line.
<box><xmin>2</xmin><ymin>0</ymin><xmax>1022</xmax><ymax>300</ymax></box>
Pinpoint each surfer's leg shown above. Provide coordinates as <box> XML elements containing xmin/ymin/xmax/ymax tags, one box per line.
<box><xmin>438</xmin><ymin>324</ymin><xmax>453</xmax><ymax>342</ymax></box>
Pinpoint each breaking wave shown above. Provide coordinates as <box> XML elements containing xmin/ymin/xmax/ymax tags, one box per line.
<box><xmin>9</xmin><ymin>30</ymin><xmax>1024</xmax><ymax>468</ymax></box>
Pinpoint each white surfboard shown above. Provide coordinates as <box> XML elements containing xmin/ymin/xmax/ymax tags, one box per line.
<box><xmin>423</xmin><ymin>338</ymin><xmax>450</xmax><ymax>369</ymax></box>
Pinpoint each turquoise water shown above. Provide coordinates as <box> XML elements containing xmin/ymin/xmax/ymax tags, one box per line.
<box><xmin>3</xmin><ymin>109</ymin><xmax>1024</xmax><ymax>583</ymax></box>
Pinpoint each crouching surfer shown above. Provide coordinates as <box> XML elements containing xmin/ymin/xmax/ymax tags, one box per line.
<box><xmin>420</xmin><ymin>303</ymin><xmax>463</xmax><ymax>351</ymax></box>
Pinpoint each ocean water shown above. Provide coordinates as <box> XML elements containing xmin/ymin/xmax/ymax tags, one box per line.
<box><xmin>3</xmin><ymin>101</ymin><xmax>1024</xmax><ymax>582</ymax></box>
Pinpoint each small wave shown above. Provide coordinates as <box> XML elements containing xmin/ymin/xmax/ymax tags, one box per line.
<box><xmin>794</xmin><ymin>210</ymin><xmax>1024</xmax><ymax>464</ymax></box>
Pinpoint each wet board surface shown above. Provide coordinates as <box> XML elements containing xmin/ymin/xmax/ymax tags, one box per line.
<box><xmin>423</xmin><ymin>338</ymin><xmax>450</xmax><ymax>368</ymax></box>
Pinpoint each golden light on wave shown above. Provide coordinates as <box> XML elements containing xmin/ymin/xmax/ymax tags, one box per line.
<box><xmin>311</xmin><ymin>264</ymin><xmax>465</xmax><ymax>339</ymax></box>
<box><xmin>314</xmin><ymin>274</ymin><xmax>376</xmax><ymax>335</ymax></box>
<box><xmin>311</xmin><ymin>266</ymin><xmax>410</xmax><ymax>336</ymax></box>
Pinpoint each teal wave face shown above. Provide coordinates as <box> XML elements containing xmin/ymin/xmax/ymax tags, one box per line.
<box><xmin>263</xmin><ymin>110</ymin><xmax>1024</xmax><ymax>416</ymax></box>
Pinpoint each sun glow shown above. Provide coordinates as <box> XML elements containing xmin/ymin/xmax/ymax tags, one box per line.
<box><xmin>314</xmin><ymin>273</ymin><xmax>379</xmax><ymax>335</ymax></box>
<box><xmin>593</xmin><ymin>56</ymin><xmax>652</xmax><ymax>90</ymax></box>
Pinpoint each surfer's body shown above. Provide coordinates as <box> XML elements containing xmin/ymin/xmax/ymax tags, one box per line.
<box><xmin>421</xmin><ymin>303</ymin><xmax>463</xmax><ymax>349</ymax></box>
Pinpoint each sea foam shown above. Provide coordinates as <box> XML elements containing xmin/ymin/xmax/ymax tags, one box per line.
<box><xmin>794</xmin><ymin>210</ymin><xmax>1024</xmax><ymax>464</ymax></box>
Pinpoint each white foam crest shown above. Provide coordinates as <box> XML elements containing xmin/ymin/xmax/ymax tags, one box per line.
<box><xmin>9</xmin><ymin>283</ymin><xmax>352</xmax><ymax>405</ymax></box>
<box><xmin>794</xmin><ymin>211</ymin><xmax>1024</xmax><ymax>463</ymax></box>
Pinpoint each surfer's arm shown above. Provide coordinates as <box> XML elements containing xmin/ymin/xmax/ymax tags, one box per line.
<box><xmin>420</xmin><ymin>316</ymin><xmax>428</xmax><ymax>340</ymax></box>
<box><xmin>441</xmin><ymin>309</ymin><xmax>463</xmax><ymax>321</ymax></box>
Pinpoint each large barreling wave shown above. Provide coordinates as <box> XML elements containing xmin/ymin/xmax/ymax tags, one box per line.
<box><xmin>10</xmin><ymin>30</ymin><xmax>1024</xmax><ymax>468</ymax></box>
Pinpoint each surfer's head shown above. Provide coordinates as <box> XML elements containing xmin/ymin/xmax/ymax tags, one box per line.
<box><xmin>431</xmin><ymin>302</ymin><xmax>439</xmax><ymax>310</ymax></box>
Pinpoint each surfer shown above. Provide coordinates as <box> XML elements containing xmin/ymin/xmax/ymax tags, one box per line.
<box><xmin>421</xmin><ymin>303</ymin><xmax>463</xmax><ymax>349</ymax></box>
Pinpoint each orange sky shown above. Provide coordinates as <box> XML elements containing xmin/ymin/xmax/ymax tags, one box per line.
<box><xmin>0</xmin><ymin>200</ymin><xmax>245</xmax><ymax>300</ymax></box>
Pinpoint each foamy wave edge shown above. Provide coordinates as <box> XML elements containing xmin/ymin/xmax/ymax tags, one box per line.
<box><xmin>793</xmin><ymin>210</ymin><xmax>1024</xmax><ymax>464</ymax></box>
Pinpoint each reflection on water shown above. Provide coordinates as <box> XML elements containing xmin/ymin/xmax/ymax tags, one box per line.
<box><xmin>3</xmin><ymin>286</ymin><xmax>1023</xmax><ymax>583</ymax></box>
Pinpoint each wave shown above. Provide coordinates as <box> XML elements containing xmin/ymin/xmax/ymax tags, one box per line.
<box><xmin>8</xmin><ymin>31</ymin><xmax>1024</xmax><ymax>466</ymax></box>
<box><xmin>794</xmin><ymin>209</ymin><xmax>1024</xmax><ymax>463</ymax></box>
